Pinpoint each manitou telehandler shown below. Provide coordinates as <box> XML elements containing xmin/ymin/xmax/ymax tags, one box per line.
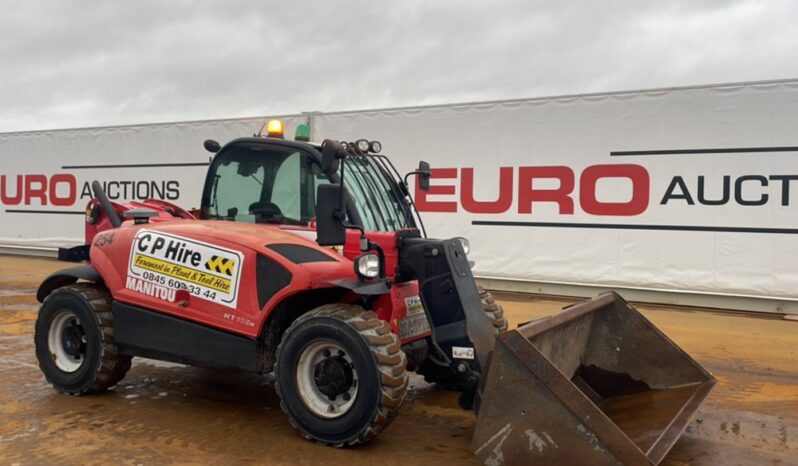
<box><xmin>35</xmin><ymin>120</ymin><xmax>714</xmax><ymax>465</ymax></box>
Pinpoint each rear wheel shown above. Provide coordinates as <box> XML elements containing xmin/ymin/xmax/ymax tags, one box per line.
<box><xmin>34</xmin><ymin>284</ymin><xmax>131</xmax><ymax>395</ymax></box>
<box><xmin>417</xmin><ymin>285</ymin><xmax>508</xmax><ymax>389</ymax></box>
<box><xmin>275</xmin><ymin>304</ymin><xmax>408</xmax><ymax>447</ymax></box>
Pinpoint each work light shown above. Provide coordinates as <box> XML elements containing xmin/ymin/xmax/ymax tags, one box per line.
<box><xmin>355</xmin><ymin>139</ymin><xmax>370</xmax><ymax>152</ymax></box>
<box><xmin>354</xmin><ymin>253</ymin><xmax>380</xmax><ymax>279</ymax></box>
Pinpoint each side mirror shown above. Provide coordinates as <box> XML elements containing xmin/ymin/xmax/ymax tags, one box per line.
<box><xmin>204</xmin><ymin>139</ymin><xmax>221</xmax><ymax>153</ymax></box>
<box><xmin>321</xmin><ymin>139</ymin><xmax>342</xmax><ymax>175</ymax></box>
<box><xmin>418</xmin><ymin>161</ymin><xmax>431</xmax><ymax>192</ymax></box>
<box><xmin>316</xmin><ymin>184</ymin><xmax>347</xmax><ymax>246</ymax></box>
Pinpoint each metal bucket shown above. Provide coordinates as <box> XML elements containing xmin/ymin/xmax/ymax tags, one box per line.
<box><xmin>471</xmin><ymin>292</ymin><xmax>715</xmax><ymax>466</ymax></box>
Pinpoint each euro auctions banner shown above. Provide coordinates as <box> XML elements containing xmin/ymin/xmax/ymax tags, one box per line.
<box><xmin>0</xmin><ymin>115</ymin><xmax>306</xmax><ymax>248</ymax></box>
<box><xmin>315</xmin><ymin>80</ymin><xmax>798</xmax><ymax>299</ymax></box>
<box><xmin>2</xmin><ymin>80</ymin><xmax>798</xmax><ymax>300</ymax></box>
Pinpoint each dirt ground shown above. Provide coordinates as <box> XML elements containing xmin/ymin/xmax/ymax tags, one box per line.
<box><xmin>0</xmin><ymin>255</ymin><xmax>795</xmax><ymax>466</ymax></box>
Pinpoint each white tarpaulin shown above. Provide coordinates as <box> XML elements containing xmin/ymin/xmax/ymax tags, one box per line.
<box><xmin>0</xmin><ymin>115</ymin><xmax>305</xmax><ymax>248</ymax></box>
<box><xmin>314</xmin><ymin>80</ymin><xmax>798</xmax><ymax>300</ymax></box>
<box><xmin>2</xmin><ymin>79</ymin><xmax>797</xmax><ymax>302</ymax></box>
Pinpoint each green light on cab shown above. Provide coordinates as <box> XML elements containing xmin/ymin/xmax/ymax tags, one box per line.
<box><xmin>295</xmin><ymin>124</ymin><xmax>310</xmax><ymax>142</ymax></box>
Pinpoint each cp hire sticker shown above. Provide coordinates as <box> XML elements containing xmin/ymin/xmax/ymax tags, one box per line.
<box><xmin>128</xmin><ymin>230</ymin><xmax>244</xmax><ymax>309</ymax></box>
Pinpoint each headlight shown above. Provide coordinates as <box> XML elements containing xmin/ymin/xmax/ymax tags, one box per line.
<box><xmin>354</xmin><ymin>253</ymin><xmax>380</xmax><ymax>279</ymax></box>
<box><xmin>456</xmin><ymin>237</ymin><xmax>470</xmax><ymax>255</ymax></box>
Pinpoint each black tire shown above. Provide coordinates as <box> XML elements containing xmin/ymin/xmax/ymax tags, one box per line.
<box><xmin>275</xmin><ymin>303</ymin><xmax>408</xmax><ymax>447</ymax></box>
<box><xmin>417</xmin><ymin>285</ymin><xmax>508</xmax><ymax>389</ymax></box>
<box><xmin>34</xmin><ymin>284</ymin><xmax>131</xmax><ymax>395</ymax></box>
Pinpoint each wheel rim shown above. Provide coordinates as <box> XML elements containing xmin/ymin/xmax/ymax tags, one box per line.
<box><xmin>47</xmin><ymin>310</ymin><xmax>87</xmax><ymax>373</ymax></box>
<box><xmin>296</xmin><ymin>340</ymin><xmax>358</xmax><ymax>419</ymax></box>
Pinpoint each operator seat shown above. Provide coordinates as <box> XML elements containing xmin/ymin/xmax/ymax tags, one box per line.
<box><xmin>249</xmin><ymin>201</ymin><xmax>283</xmax><ymax>223</ymax></box>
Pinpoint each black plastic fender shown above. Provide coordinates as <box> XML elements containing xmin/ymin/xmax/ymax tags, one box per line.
<box><xmin>37</xmin><ymin>265</ymin><xmax>102</xmax><ymax>303</ymax></box>
<box><xmin>324</xmin><ymin>278</ymin><xmax>390</xmax><ymax>296</ymax></box>
<box><xmin>58</xmin><ymin>244</ymin><xmax>90</xmax><ymax>262</ymax></box>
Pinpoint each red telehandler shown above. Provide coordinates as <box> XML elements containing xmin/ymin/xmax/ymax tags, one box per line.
<box><xmin>35</xmin><ymin>121</ymin><xmax>714</xmax><ymax>465</ymax></box>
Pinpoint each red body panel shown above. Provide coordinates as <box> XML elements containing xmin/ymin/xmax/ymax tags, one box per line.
<box><xmin>86</xmin><ymin>198</ymin><xmax>194</xmax><ymax>246</ymax></box>
<box><xmin>371</xmin><ymin>281</ymin><xmax>423</xmax><ymax>342</ymax></box>
<box><xmin>90</xmin><ymin>218</ymin><xmax>428</xmax><ymax>343</ymax></box>
<box><xmin>93</xmin><ymin>221</ymin><xmax>352</xmax><ymax>338</ymax></box>
<box><xmin>280</xmin><ymin>226</ymin><xmax>425</xmax><ymax>343</ymax></box>
<box><xmin>342</xmin><ymin>229</ymin><xmax>400</xmax><ymax>276</ymax></box>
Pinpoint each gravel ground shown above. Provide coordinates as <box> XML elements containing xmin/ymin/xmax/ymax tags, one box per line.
<box><xmin>0</xmin><ymin>255</ymin><xmax>795</xmax><ymax>465</ymax></box>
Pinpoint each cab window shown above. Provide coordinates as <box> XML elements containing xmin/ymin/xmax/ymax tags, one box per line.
<box><xmin>204</xmin><ymin>145</ymin><xmax>323</xmax><ymax>226</ymax></box>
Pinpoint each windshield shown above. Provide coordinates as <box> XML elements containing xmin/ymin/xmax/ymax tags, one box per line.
<box><xmin>343</xmin><ymin>155</ymin><xmax>411</xmax><ymax>231</ymax></box>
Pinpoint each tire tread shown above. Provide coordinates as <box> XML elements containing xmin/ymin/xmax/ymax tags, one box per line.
<box><xmin>275</xmin><ymin>303</ymin><xmax>409</xmax><ymax>447</ymax></box>
<box><xmin>38</xmin><ymin>283</ymin><xmax>131</xmax><ymax>395</ymax></box>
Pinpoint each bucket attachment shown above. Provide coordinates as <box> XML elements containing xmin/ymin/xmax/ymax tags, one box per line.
<box><xmin>471</xmin><ymin>292</ymin><xmax>715</xmax><ymax>466</ymax></box>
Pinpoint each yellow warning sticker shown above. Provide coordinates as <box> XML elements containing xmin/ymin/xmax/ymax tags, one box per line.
<box><xmin>204</xmin><ymin>255</ymin><xmax>235</xmax><ymax>277</ymax></box>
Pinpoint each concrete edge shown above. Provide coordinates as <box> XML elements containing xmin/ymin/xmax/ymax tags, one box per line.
<box><xmin>0</xmin><ymin>245</ymin><xmax>59</xmax><ymax>258</ymax></box>
<box><xmin>475</xmin><ymin>277</ymin><xmax>798</xmax><ymax>316</ymax></box>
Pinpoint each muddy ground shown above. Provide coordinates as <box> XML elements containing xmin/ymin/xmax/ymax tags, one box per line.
<box><xmin>0</xmin><ymin>255</ymin><xmax>795</xmax><ymax>465</ymax></box>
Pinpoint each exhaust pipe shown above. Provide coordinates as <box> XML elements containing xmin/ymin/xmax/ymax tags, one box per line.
<box><xmin>92</xmin><ymin>180</ymin><xmax>122</xmax><ymax>228</ymax></box>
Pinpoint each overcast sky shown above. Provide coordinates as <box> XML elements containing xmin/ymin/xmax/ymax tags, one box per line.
<box><xmin>1</xmin><ymin>0</ymin><xmax>797</xmax><ymax>132</ymax></box>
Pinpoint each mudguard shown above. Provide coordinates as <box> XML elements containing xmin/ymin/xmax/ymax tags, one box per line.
<box><xmin>57</xmin><ymin>244</ymin><xmax>90</xmax><ymax>262</ymax></box>
<box><xmin>36</xmin><ymin>265</ymin><xmax>102</xmax><ymax>302</ymax></box>
<box><xmin>325</xmin><ymin>278</ymin><xmax>390</xmax><ymax>296</ymax></box>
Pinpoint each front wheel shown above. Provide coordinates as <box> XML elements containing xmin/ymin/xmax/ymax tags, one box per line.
<box><xmin>34</xmin><ymin>284</ymin><xmax>131</xmax><ymax>395</ymax></box>
<box><xmin>275</xmin><ymin>304</ymin><xmax>408</xmax><ymax>447</ymax></box>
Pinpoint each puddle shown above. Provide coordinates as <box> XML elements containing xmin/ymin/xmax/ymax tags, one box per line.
<box><xmin>137</xmin><ymin>358</ymin><xmax>186</xmax><ymax>369</ymax></box>
<box><xmin>0</xmin><ymin>304</ymin><xmax>35</xmax><ymax>312</ymax></box>
<box><xmin>0</xmin><ymin>289</ymin><xmax>36</xmax><ymax>297</ymax></box>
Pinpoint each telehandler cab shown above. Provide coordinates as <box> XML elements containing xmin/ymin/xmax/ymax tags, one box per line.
<box><xmin>36</xmin><ymin>120</ymin><xmax>714</xmax><ymax>465</ymax></box>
